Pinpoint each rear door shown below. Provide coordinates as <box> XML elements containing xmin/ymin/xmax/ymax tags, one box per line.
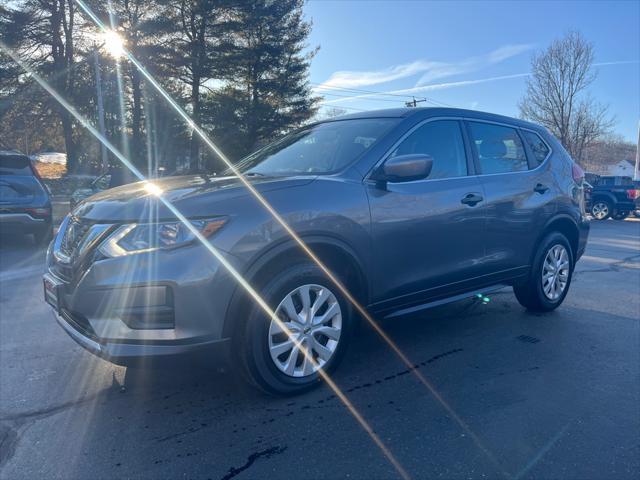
<box><xmin>366</xmin><ymin>119</ymin><xmax>487</xmax><ymax>311</ymax></box>
<box><xmin>465</xmin><ymin>121</ymin><xmax>556</xmax><ymax>275</ymax></box>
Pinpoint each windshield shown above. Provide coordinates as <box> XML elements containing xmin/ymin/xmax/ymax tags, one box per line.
<box><xmin>227</xmin><ymin>118</ymin><xmax>398</xmax><ymax>176</ymax></box>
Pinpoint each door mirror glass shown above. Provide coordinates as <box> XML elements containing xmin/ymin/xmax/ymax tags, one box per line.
<box><xmin>378</xmin><ymin>154</ymin><xmax>433</xmax><ymax>182</ymax></box>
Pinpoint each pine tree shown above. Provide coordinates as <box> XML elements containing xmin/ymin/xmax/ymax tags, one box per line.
<box><xmin>203</xmin><ymin>0</ymin><xmax>319</xmax><ymax>162</ymax></box>
<box><xmin>1</xmin><ymin>0</ymin><xmax>82</xmax><ymax>171</ymax></box>
<box><xmin>155</xmin><ymin>0</ymin><xmax>235</xmax><ymax>171</ymax></box>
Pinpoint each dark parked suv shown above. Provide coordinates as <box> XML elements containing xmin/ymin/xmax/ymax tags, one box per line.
<box><xmin>1</xmin><ymin>151</ymin><xmax>53</xmax><ymax>243</ymax></box>
<box><xmin>44</xmin><ymin>108</ymin><xmax>589</xmax><ymax>394</ymax></box>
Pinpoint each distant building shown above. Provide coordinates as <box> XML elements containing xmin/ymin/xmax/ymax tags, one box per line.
<box><xmin>605</xmin><ymin>159</ymin><xmax>635</xmax><ymax>177</ymax></box>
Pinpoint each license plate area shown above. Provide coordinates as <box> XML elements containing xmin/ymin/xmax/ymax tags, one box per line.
<box><xmin>43</xmin><ymin>273</ymin><xmax>62</xmax><ymax>313</ymax></box>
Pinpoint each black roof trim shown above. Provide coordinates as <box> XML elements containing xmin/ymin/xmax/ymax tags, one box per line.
<box><xmin>331</xmin><ymin>107</ymin><xmax>545</xmax><ymax>131</ymax></box>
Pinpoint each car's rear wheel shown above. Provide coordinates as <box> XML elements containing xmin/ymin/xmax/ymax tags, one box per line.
<box><xmin>514</xmin><ymin>232</ymin><xmax>574</xmax><ymax>312</ymax></box>
<box><xmin>591</xmin><ymin>200</ymin><xmax>612</xmax><ymax>220</ymax></box>
<box><xmin>235</xmin><ymin>262</ymin><xmax>353</xmax><ymax>395</ymax></box>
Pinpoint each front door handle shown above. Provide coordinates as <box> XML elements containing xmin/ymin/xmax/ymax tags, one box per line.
<box><xmin>534</xmin><ymin>183</ymin><xmax>549</xmax><ymax>194</ymax></box>
<box><xmin>461</xmin><ymin>193</ymin><xmax>483</xmax><ymax>206</ymax></box>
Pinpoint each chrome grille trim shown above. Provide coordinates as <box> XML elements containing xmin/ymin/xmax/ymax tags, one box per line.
<box><xmin>53</xmin><ymin>215</ymin><xmax>113</xmax><ymax>267</ymax></box>
<box><xmin>60</xmin><ymin>217</ymin><xmax>92</xmax><ymax>257</ymax></box>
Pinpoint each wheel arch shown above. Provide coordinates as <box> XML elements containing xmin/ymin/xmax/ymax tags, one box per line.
<box><xmin>222</xmin><ymin>235</ymin><xmax>369</xmax><ymax>338</ymax></box>
<box><xmin>536</xmin><ymin>214</ymin><xmax>580</xmax><ymax>264</ymax></box>
<box><xmin>591</xmin><ymin>192</ymin><xmax>616</xmax><ymax>206</ymax></box>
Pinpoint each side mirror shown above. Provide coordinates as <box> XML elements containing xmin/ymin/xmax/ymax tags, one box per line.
<box><xmin>374</xmin><ymin>154</ymin><xmax>433</xmax><ymax>183</ymax></box>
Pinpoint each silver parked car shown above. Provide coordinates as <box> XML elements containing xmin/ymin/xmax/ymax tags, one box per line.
<box><xmin>44</xmin><ymin>108</ymin><xmax>589</xmax><ymax>394</ymax></box>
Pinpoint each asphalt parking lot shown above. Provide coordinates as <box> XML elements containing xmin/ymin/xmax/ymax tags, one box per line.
<box><xmin>1</xmin><ymin>220</ymin><xmax>638</xmax><ymax>480</ymax></box>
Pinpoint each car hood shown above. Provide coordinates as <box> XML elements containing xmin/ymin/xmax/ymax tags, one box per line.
<box><xmin>73</xmin><ymin>174</ymin><xmax>315</xmax><ymax>222</ymax></box>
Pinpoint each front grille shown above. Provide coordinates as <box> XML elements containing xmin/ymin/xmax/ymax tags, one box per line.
<box><xmin>52</xmin><ymin>218</ymin><xmax>112</xmax><ymax>282</ymax></box>
<box><xmin>60</xmin><ymin>217</ymin><xmax>92</xmax><ymax>258</ymax></box>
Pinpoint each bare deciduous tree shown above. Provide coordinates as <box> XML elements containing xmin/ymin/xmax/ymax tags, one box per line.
<box><xmin>318</xmin><ymin>107</ymin><xmax>347</xmax><ymax>120</ymax></box>
<box><xmin>519</xmin><ymin>31</ymin><xmax>614</xmax><ymax>164</ymax></box>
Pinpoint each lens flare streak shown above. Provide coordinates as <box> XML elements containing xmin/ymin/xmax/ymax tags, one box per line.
<box><xmin>0</xmin><ymin>41</ymin><xmax>410</xmax><ymax>480</ymax></box>
<box><xmin>71</xmin><ymin>2</ymin><xmax>508</xmax><ymax>476</ymax></box>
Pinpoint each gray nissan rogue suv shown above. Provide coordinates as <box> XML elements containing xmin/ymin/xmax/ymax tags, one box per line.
<box><xmin>44</xmin><ymin>108</ymin><xmax>589</xmax><ymax>394</ymax></box>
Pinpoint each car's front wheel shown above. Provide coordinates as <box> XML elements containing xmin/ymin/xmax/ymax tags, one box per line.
<box><xmin>514</xmin><ymin>232</ymin><xmax>574</xmax><ymax>312</ymax></box>
<box><xmin>236</xmin><ymin>262</ymin><xmax>353</xmax><ymax>395</ymax></box>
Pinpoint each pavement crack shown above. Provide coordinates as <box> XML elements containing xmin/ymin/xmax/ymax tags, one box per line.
<box><xmin>155</xmin><ymin>425</ymin><xmax>208</xmax><ymax>443</ymax></box>
<box><xmin>316</xmin><ymin>348</ymin><xmax>464</xmax><ymax>403</ymax></box>
<box><xmin>219</xmin><ymin>446</ymin><xmax>287</xmax><ymax>480</ymax></box>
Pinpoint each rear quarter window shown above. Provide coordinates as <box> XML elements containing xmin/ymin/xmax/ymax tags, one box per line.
<box><xmin>521</xmin><ymin>130</ymin><xmax>550</xmax><ymax>167</ymax></box>
<box><xmin>0</xmin><ymin>155</ymin><xmax>33</xmax><ymax>175</ymax></box>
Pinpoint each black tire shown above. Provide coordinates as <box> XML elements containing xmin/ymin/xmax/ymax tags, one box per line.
<box><xmin>33</xmin><ymin>224</ymin><xmax>53</xmax><ymax>246</ymax></box>
<box><xmin>514</xmin><ymin>232</ymin><xmax>574</xmax><ymax>312</ymax></box>
<box><xmin>235</xmin><ymin>262</ymin><xmax>353</xmax><ymax>395</ymax></box>
<box><xmin>590</xmin><ymin>199</ymin><xmax>612</xmax><ymax>220</ymax></box>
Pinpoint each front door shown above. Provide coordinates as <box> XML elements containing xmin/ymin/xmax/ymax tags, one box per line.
<box><xmin>366</xmin><ymin>119</ymin><xmax>487</xmax><ymax>311</ymax></box>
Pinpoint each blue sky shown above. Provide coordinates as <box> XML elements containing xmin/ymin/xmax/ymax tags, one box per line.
<box><xmin>305</xmin><ymin>0</ymin><xmax>640</xmax><ymax>142</ymax></box>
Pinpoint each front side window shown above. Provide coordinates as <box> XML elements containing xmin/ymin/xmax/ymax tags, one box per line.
<box><xmin>388</xmin><ymin>120</ymin><xmax>467</xmax><ymax>180</ymax></box>
<box><xmin>521</xmin><ymin>130</ymin><xmax>550</xmax><ymax>167</ymax></box>
<box><xmin>468</xmin><ymin>122</ymin><xmax>528</xmax><ymax>174</ymax></box>
<box><xmin>227</xmin><ymin>118</ymin><xmax>398</xmax><ymax>176</ymax></box>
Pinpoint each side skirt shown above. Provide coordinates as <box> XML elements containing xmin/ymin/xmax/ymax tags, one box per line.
<box><xmin>382</xmin><ymin>284</ymin><xmax>510</xmax><ymax>320</ymax></box>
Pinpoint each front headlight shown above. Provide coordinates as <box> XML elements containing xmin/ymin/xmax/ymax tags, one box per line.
<box><xmin>98</xmin><ymin>217</ymin><xmax>227</xmax><ymax>258</ymax></box>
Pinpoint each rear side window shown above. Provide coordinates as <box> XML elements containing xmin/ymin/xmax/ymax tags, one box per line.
<box><xmin>521</xmin><ymin>130</ymin><xmax>550</xmax><ymax>167</ymax></box>
<box><xmin>468</xmin><ymin>122</ymin><xmax>528</xmax><ymax>174</ymax></box>
<box><xmin>600</xmin><ymin>177</ymin><xmax>615</xmax><ymax>186</ymax></box>
<box><xmin>0</xmin><ymin>154</ymin><xmax>33</xmax><ymax>175</ymax></box>
<box><xmin>389</xmin><ymin>120</ymin><xmax>467</xmax><ymax>180</ymax></box>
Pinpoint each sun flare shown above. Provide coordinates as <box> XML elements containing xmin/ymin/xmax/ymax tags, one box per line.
<box><xmin>100</xmin><ymin>30</ymin><xmax>126</xmax><ymax>59</ymax></box>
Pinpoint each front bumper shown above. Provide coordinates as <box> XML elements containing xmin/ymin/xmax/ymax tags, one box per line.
<box><xmin>45</xmin><ymin>239</ymin><xmax>242</xmax><ymax>364</ymax></box>
<box><xmin>54</xmin><ymin>308</ymin><xmax>230</xmax><ymax>364</ymax></box>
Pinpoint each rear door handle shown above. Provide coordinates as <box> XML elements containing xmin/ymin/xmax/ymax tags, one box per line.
<box><xmin>534</xmin><ymin>183</ymin><xmax>549</xmax><ymax>194</ymax></box>
<box><xmin>461</xmin><ymin>193</ymin><xmax>483</xmax><ymax>206</ymax></box>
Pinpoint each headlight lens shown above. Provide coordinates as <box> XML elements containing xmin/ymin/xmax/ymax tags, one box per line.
<box><xmin>99</xmin><ymin>218</ymin><xmax>227</xmax><ymax>257</ymax></box>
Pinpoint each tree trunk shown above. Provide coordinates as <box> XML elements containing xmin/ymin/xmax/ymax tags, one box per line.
<box><xmin>130</xmin><ymin>68</ymin><xmax>143</xmax><ymax>166</ymax></box>
<box><xmin>50</xmin><ymin>0</ymin><xmax>77</xmax><ymax>172</ymax></box>
<box><xmin>60</xmin><ymin>109</ymin><xmax>76</xmax><ymax>172</ymax></box>
<box><xmin>189</xmin><ymin>75</ymin><xmax>201</xmax><ymax>172</ymax></box>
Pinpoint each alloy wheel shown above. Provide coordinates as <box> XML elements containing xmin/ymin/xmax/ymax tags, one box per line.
<box><xmin>592</xmin><ymin>202</ymin><xmax>609</xmax><ymax>220</ymax></box>
<box><xmin>541</xmin><ymin>244</ymin><xmax>570</xmax><ymax>301</ymax></box>
<box><xmin>268</xmin><ymin>284</ymin><xmax>342</xmax><ymax>378</ymax></box>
